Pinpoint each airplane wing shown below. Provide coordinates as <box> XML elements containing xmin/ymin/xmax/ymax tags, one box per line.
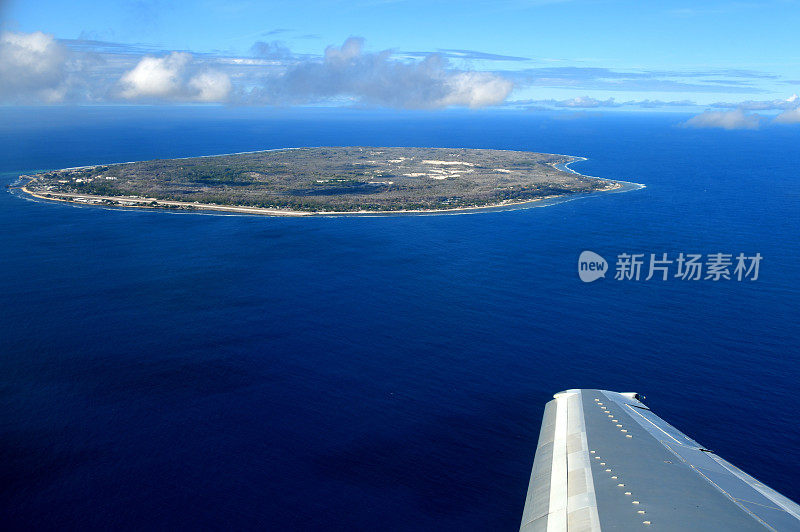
<box><xmin>520</xmin><ymin>389</ymin><xmax>800</xmax><ymax>531</ymax></box>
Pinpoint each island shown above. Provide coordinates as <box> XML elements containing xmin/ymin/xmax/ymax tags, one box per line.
<box><xmin>17</xmin><ymin>147</ymin><xmax>623</xmax><ymax>216</ymax></box>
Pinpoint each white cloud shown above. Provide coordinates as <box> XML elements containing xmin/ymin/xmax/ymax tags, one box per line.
<box><xmin>682</xmin><ymin>108</ymin><xmax>764</xmax><ymax>130</ymax></box>
<box><xmin>325</xmin><ymin>37</ymin><xmax>363</xmax><ymax>62</ymax></box>
<box><xmin>510</xmin><ymin>96</ymin><xmax>694</xmax><ymax>110</ymax></box>
<box><xmin>700</xmin><ymin>94</ymin><xmax>800</xmax><ymax>126</ymax></box>
<box><xmin>438</xmin><ymin>72</ymin><xmax>512</xmax><ymax>108</ymax></box>
<box><xmin>119</xmin><ymin>52</ymin><xmax>190</xmax><ymax>99</ymax></box>
<box><xmin>558</xmin><ymin>96</ymin><xmax>617</xmax><ymax>108</ymax></box>
<box><xmin>774</xmin><ymin>106</ymin><xmax>800</xmax><ymax>124</ymax></box>
<box><xmin>711</xmin><ymin>94</ymin><xmax>800</xmax><ymax>111</ymax></box>
<box><xmin>189</xmin><ymin>70</ymin><xmax>233</xmax><ymax>102</ymax></box>
<box><xmin>119</xmin><ymin>52</ymin><xmax>231</xmax><ymax>102</ymax></box>
<box><xmin>0</xmin><ymin>31</ymin><xmax>69</xmax><ymax>102</ymax></box>
<box><xmin>772</xmin><ymin>94</ymin><xmax>800</xmax><ymax>123</ymax></box>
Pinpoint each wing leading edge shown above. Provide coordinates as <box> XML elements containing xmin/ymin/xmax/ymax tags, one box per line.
<box><xmin>520</xmin><ymin>389</ymin><xmax>800</xmax><ymax>531</ymax></box>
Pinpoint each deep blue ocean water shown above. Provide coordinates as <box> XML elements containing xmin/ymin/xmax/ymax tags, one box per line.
<box><xmin>1</xmin><ymin>107</ymin><xmax>798</xmax><ymax>530</ymax></box>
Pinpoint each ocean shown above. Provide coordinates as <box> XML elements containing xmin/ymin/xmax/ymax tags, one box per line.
<box><xmin>1</xmin><ymin>107</ymin><xmax>798</xmax><ymax>530</ymax></box>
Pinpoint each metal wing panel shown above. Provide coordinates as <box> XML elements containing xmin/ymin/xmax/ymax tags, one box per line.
<box><xmin>521</xmin><ymin>389</ymin><xmax>800</xmax><ymax>531</ymax></box>
<box><xmin>520</xmin><ymin>390</ymin><xmax>600</xmax><ymax>532</ymax></box>
<box><xmin>521</xmin><ymin>399</ymin><xmax>557</xmax><ymax>531</ymax></box>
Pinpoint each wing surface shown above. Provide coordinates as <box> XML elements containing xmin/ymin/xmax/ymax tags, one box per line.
<box><xmin>520</xmin><ymin>389</ymin><xmax>800</xmax><ymax>531</ymax></box>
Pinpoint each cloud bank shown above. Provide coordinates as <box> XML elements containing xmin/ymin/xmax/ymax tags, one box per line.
<box><xmin>0</xmin><ymin>31</ymin><xmax>69</xmax><ymax>102</ymax></box>
<box><xmin>513</xmin><ymin>96</ymin><xmax>695</xmax><ymax>109</ymax></box>
<box><xmin>710</xmin><ymin>94</ymin><xmax>799</xmax><ymax>111</ymax></box>
<box><xmin>0</xmin><ymin>31</ymin><xmax>512</xmax><ymax>109</ymax></box>
<box><xmin>509</xmin><ymin>66</ymin><xmax>768</xmax><ymax>94</ymax></box>
<box><xmin>247</xmin><ymin>37</ymin><xmax>512</xmax><ymax>108</ymax></box>
<box><xmin>774</xmin><ymin>106</ymin><xmax>800</xmax><ymax>124</ymax></box>
<box><xmin>683</xmin><ymin>94</ymin><xmax>800</xmax><ymax>129</ymax></box>
<box><xmin>682</xmin><ymin>109</ymin><xmax>763</xmax><ymax>130</ymax></box>
<box><xmin>2</xmin><ymin>29</ymin><xmax>799</xmax><ymax>121</ymax></box>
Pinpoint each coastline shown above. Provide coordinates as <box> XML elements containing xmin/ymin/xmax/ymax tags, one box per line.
<box><xmin>553</xmin><ymin>156</ymin><xmax>646</xmax><ymax>191</ymax></box>
<box><xmin>13</xmin><ymin>153</ymin><xmax>642</xmax><ymax>217</ymax></box>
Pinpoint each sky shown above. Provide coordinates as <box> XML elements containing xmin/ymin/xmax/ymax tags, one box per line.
<box><xmin>1</xmin><ymin>0</ymin><xmax>800</xmax><ymax>126</ymax></box>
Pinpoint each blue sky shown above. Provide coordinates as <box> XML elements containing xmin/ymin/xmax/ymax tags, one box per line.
<box><xmin>1</xmin><ymin>0</ymin><xmax>799</xmax><ymax>123</ymax></box>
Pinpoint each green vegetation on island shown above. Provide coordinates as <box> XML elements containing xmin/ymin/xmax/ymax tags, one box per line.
<box><xmin>20</xmin><ymin>147</ymin><xmax>620</xmax><ymax>214</ymax></box>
